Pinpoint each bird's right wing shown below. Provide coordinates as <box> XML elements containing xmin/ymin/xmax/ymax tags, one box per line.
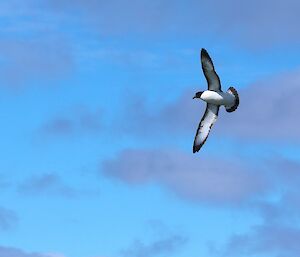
<box><xmin>201</xmin><ymin>48</ymin><xmax>222</xmax><ymax>92</ymax></box>
<box><xmin>193</xmin><ymin>103</ymin><xmax>219</xmax><ymax>153</ymax></box>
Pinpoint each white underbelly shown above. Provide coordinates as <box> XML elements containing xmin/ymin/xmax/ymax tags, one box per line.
<box><xmin>200</xmin><ymin>91</ymin><xmax>235</xmax><ymax>106</ymax></box>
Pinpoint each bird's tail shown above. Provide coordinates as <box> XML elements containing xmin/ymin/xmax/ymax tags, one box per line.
<box><xmin>225</xmin><ymin>87</ymin><xmax>239</xmax><ymax>112</ymax></box>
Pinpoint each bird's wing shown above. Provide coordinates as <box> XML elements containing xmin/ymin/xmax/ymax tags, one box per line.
<box><xmin>201</xmin><ymin>48</ymin><xmax>222</xmax><ymax>92</ymax></box>
<box><xmin>193</xmin><ymin>103</ymin><xmax>219</xmax><ymax>153</ymax></box>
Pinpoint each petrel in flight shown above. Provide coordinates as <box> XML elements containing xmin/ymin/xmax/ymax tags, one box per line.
<box><xmin>193</xmin><ymin>49</ymin><xmax>239</xmax><ymax>153</ymax></box>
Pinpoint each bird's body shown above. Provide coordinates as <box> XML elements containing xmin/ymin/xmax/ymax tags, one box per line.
<box><xmin>200</xmin><ymin>90</ymin><xmax>235</xmax><ymax>107</ymax></box>
<box><xmin>192</xmin><ymin>49</ymin><xmax>239</xmax><ymax>153</ymax></box>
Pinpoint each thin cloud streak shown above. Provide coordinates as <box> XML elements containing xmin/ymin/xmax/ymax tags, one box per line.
<box><xmin>221</xmin><ymin>224</ymin><xmax>300</xmax><ymax>257</ymax></box>
<box><xmin>0</xmin><ymin>1</ymin><xmax>75</xmax><ymax>88</ymax></box>
<box><xmin>212</xmin><ymin>158</ymin><xmax>300</xmax><ymax>257</ymax></box>
<box><xmin>0</xmin><ymin>39</ymin><xmax>74</xmax><ymax>87</ymax></box>
<box><xmin>0</xmin><ymin>246</ymin><xmax>67</xmax><ymax>257</ymax></box>
<box><xmin>0</xmin><ymin>207</ymin><xmax>18</xmax><ymax>230</ymax></box>
<box><xmin>102</xmin><ymin>149</ymin><xmax>268</xmax><ymax>205</ymax></box>
<box><xmin>119</xmin><ymin>69</ymin><xmax>300</xmax><ymax>142</ymax></box>
<box><xmin>47</xmin><ymin>0</ymin><xmax>300</xmax><ymax>47</ymax></box>
<box><xmin>18</xmin><ymin>173</ymin><xmax>78</xmax><ymax>198</ymax></box>
<box><xmin>121</xmin><ymin>234</ymin><xmax>188</xmax><ymax>257</ymax></box>
<box><xmin>39</xmin><ymin>107</ymin><xmax>102</xmax><ymax>137</ymax></box>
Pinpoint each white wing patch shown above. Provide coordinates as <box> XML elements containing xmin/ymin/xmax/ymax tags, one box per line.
<box><xmin>193</xmin><ymin>104</ymin><xmax>219</xmax><ymax>153</ymax></box>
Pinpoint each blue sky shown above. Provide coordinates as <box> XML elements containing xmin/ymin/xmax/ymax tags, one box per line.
<box><xmin>1</xmin><ymin>1</ymin><xmax>300</xmax><ymax>257</ymax></box>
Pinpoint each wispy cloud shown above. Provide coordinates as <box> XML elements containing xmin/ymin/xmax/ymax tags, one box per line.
<box><xmin>121</xmin><ymin>234</ymin><xmax>187</xmax><ymax>257</ymax></box>
<box><xmin>18</xmin><ymin>173</ymin><xmax>78</xmax><ymax>198</ymax></box>
<box><xmin>102</xmin><ymin>143</ymin><xmax>300</xmax><ymax>257</ymax></box>
<box><xmin>221</xmin><ymin>224</ymin><xmax>300</xmax><ymax>257</ymax></box>
<box><xmin>46</xmin><ymin>0</ymin><xmax>300</xmax><ymax>47</ymax></box>
<box><xmin>204</xmin><ymin>0</ymin><xmax>300</xmax><ymax>47</ymax></box>
<box><xmin>39</xmin><ymin>106</ymin><xmax>102</xmax><ymax>137</ymax></box>
<box><xmin>118</xmin><ymin>69</ymin><xmax>300</xmax><ymax>142</ymax></box>
<box><xmin>0</xmin><ymin>207</ymin><xmax>18</xmax><ymax>230</ymax></box>
<box><xmin>0</xmin><ymin>1</ymin><xmax>75</xmax><ymax>88</ymax></box>
<box><xmin>0</xmin><ymin>246</ymin><xmax>66</xmax><ymax>257</ymax></box>
<box><xmin>101</xmin><ymin>149</ymin><xmax>268</xmax><ymax>205</ymax></box>
<box><xmin>0</xmin><ymin>39</ymin><xmax>73</xmax><ymax>87</ymax></box>
<box><xmin>120</xmin><ymin>220</ymin><xmax>188</xmax><ymax>257</ymax></box>
<box><xmin>47</xmin><ymin>0</ymin><xmax>179</xmax><ymax>37</ymax></box>
<box><xmin>103</xmin><ymin>147</ymin><xmax>300</xmax><ymax>256</ymax></box>
<box><xmin>210</xmin><ymin>157</ymin><xmax>300</xmax><ymax>257</ymax></box>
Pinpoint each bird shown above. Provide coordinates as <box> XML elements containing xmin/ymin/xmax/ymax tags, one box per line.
<box><xmin>192</xmin><ymin>48</ymin><xmax>239</xmax><ymax>153</ymax></box>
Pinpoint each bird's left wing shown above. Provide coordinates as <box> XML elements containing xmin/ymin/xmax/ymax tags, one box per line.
<box><xmin>201</xmin><ymin>48</ymin><xmax>222</xmax><ymax>92</ymax></box>
<box><xmin>193</xmin><ymin>103</ymin><xmax>219</xmax><ymax>153</ymax></box>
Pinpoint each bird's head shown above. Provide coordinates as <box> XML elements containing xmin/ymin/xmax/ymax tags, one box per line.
<box><xmin>193</xmin><ymin>91</ymin><xmax>204</xmax><ymax>99</ymax></box>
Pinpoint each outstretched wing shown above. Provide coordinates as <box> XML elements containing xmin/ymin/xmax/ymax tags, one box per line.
<box><xmin>201</xmin><ymin>48</ymin><xmax>222</xmax><ymax>92</ymax></box>
<box><xmin>193</xmin><ymin>103</ymin><xmax>219</xmax><ymax>153</ymax></box>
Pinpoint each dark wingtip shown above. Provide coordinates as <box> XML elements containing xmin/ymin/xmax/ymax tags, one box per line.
<box><xmin>201</xmin><ymin>48</ymin><xmax>212</xmax><ymax>63</ymax></box>
<box><xmin>193</xmin><ymin>145</ymin><xmax>200</xmax><ymax>153</ymax></box>
<box><xmin>201</xmin><ymin>48</ymin><xmax>209</xmax><ymax>57</ymax></box>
